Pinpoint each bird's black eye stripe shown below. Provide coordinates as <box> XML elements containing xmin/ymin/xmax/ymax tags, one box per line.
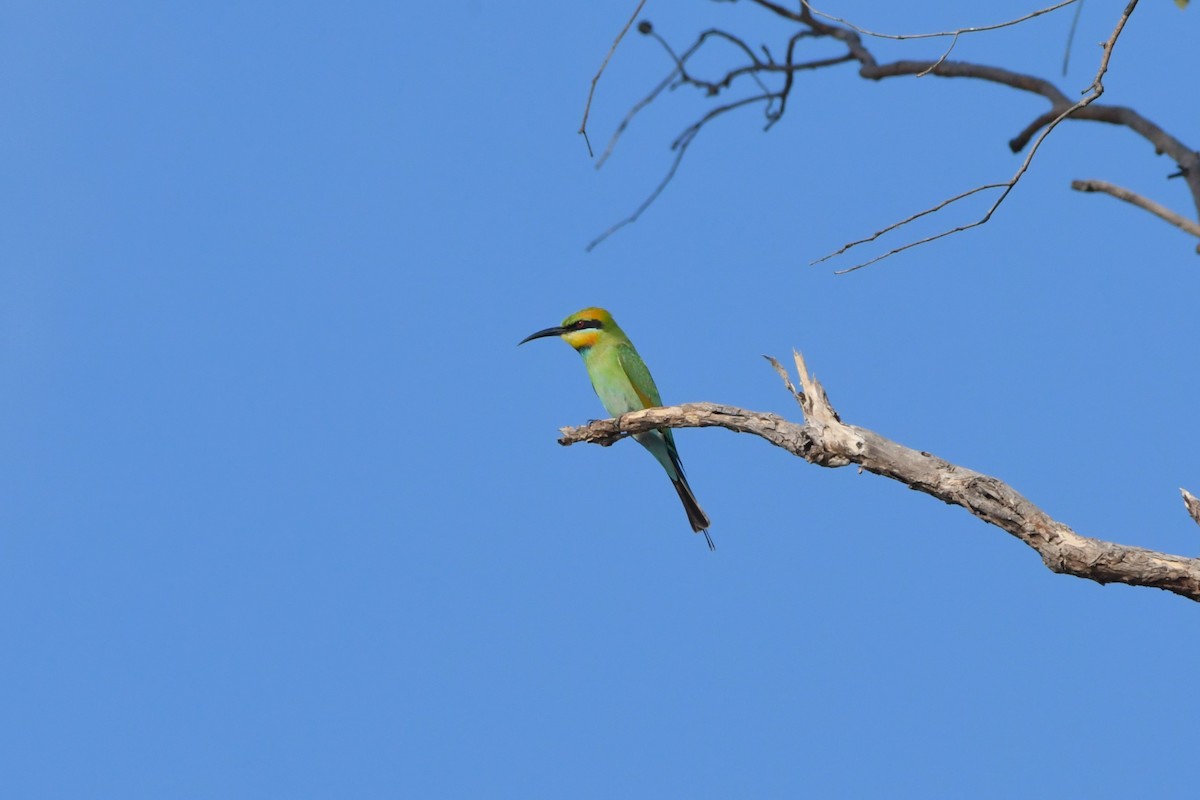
<box><xmin>572</xmin><ymin>319</ymin><xmax>603</xmax><ymax>330</ymax></box>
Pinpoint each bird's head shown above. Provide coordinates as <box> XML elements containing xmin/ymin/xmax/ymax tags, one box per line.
<box><xmin>518</xmin><ymin>307</ymin><xmax>615</xmax><ymax>352</ymax></box>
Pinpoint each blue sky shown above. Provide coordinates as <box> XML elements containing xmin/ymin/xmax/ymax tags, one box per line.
<box><xmin>2</xmin><ymin>1</ymin><xmax>1198</xmax><ymax>797</ymax></box>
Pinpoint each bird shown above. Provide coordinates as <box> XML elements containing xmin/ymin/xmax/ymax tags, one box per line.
<box><xmin>519</xmin><ymin>307</ymin><xmax>713</xmax><ymax>549</ymax></box>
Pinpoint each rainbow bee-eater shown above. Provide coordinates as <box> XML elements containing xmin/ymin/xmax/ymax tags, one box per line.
<box><xmin>520</xmin><ymin>307</ymin><xmax>713</xmax><ymax>549</ymax></box>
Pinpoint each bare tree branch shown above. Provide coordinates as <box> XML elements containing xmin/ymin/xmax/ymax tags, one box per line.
<box><xmin>588</xmin><ymin>0</ymin><xmax>1200</xmax><ymax>264</ymax></box>
<box><xmin>557</xmin><ymin>353</ymin><xmax>1200</xmax><ymax>602</ymax></box>
<box><xmin>588</xmin><ymin>24</ymin><xmax>851</xmax><ymax>246</ymax></box>
<box><xmin>1072</xmin><ymin>179</ymin><xmax>1200</xmax><ymax>246</ymax></box>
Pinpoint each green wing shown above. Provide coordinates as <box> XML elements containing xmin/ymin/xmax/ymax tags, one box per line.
<box><xmin>616</xmin><ymin>342</ymin><xmax>687</xmax><ymax>463</ymax></box>
<box><xmin>616</xmin><ymin>343</ymin><xmax>662</xmax><ymax>408</ymax></box>
<box><xmin>614</xmin><ymin>343</ymin><xmax>703</xmax><ymax>529</ymax></box>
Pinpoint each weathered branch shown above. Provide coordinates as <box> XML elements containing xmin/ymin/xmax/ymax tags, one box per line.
<box><xmin>1183</xmin><ymin>489</ymin><xmax>1200</xmax><ymax>528</ymax></box>
<box><xmin>557</xmin><ymin>352</ymin><xmax>1200</xmax><ymax>602</ymax></box>
<box><xmin>1072</xmin><ymin>178</ymin><xmax>1200</xmax><ymax>248</ymax></box>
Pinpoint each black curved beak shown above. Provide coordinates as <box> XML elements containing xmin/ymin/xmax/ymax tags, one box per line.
<box><xmin>518</xmin><ymin>326</ymin><xmax>568</xmax><ymax>345</ymax></box>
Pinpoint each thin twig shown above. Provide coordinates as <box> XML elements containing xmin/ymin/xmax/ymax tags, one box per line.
<box><xmin>812</xmin><ymin>184</ymin><xmax>1007</xmax><ymax>265</ymax></box>
<box><xmin>587</xmin><ymin>138</ymin><xmax>689</xmax><ymax>252</ymax></box>
<box><xmin>1084</xmin><ymin>0</ymin><xmax>1137</xmax><ymax>95</ymax></box>
<box><xmin>1062</xmin><ymin>0</ymin><xmax>1085</xmax><ymax>75</ymax></box>
<box><xmin>595</xmin><ymin>28</ymin><xmax>718</xmax><ymax>170</ymax></box>
<box><xmin>587</xmin><ymin>93</ymin><xmax>771</xmax><ymax>252</ymax></box>
<box><xmin>595</xmin><ymin>65</ymin><xmax>678</xmax><ymax>169</ymax></box>
<box><xmin>917</xmin><ymin>32</ymin><xmax>960</xmax><ymax>77</ymax></box>
<box><xmin>579</xmin><ymin>0</ymin><xmax>648</xmax><ymax>158</ymax></box>
<box><xmin>800</xmin><ymin>0</ymin><xmax>1079</xmax><ymax>42</ymax></box>
<box><xmin>832</xmin><ymin>101</ymin><xmax>1081</xmax><ymax>274</ymax></box>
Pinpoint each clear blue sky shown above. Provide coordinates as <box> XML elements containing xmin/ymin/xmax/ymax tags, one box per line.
<box><xmin>2</xmin><ymin>2</ymin><xmax>1198</xmax><ymax>797</ymax></box>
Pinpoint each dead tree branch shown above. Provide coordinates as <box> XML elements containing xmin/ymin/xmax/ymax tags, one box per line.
<box><xmin>1183</xmin><ymin>489</ymin><xmax>1200</xmax><ymax>528</ymax></box>
<box><xmin>589</xmin><ymin>0</ymin><xmax>1200</xmax><ymax>265</ymax></box>
<box><xmin>1072</xmin><ymin>179</ymin><xmax>1200</xmax><ymax>248</ymax></box>
<box><xmin>557</xmin><ymin>352</ymin><xmax>1200</xmax><ymax>602</ymax></box>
